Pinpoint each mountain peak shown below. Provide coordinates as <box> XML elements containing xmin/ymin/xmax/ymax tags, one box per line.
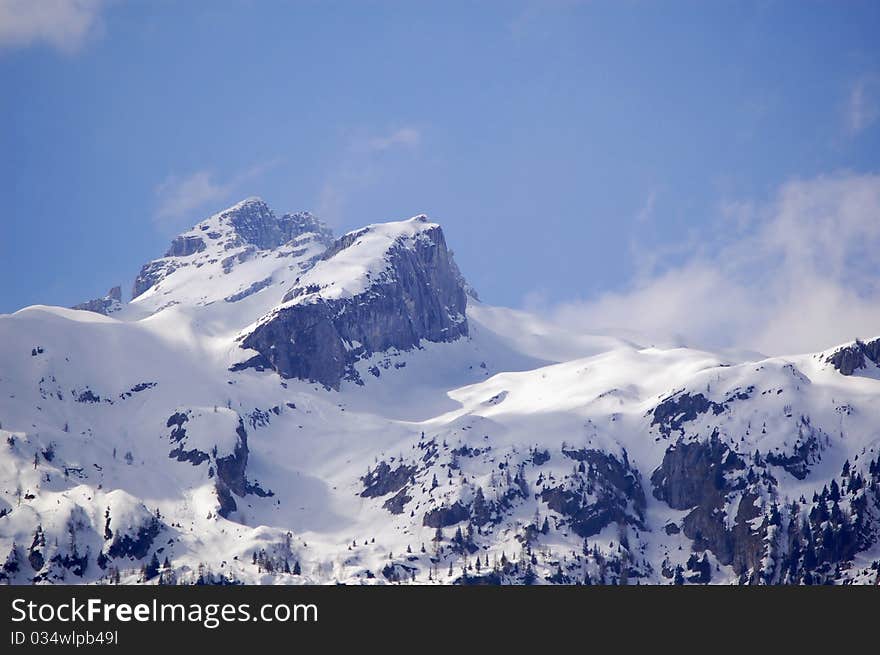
<box><xmin>292</xmin><ymin>215</ymin><xmax>444</xmax><ymax>303</ymax></box>
<box><xmin>235</xmin><ymin>216</ymin><xmax>468</xmax><ymax>388</ymax></box>
<box><xmin>132</xmin><ymin>199</ymin><xmax>334</xmax><ymax>300</ymax></box>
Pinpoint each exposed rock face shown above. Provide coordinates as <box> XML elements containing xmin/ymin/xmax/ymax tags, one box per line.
<box><xmin>165</xmin><ymin>235</ymin><xmax>206</xmax><ymax>257</ymax></box>
<box><xmin>166</xmin><ymin>411</ymin><xmax>208</xmax><ymax>466</ymax></box>
<box><xmin>651</xmin><ymin>436</ymin><xmax>740</xmax><ymax>509</ymax></box>
<box><xmin>361</xmin><ymin>461</ymin><xmax>416</xmax><ymax>498</ymax></box>
<box><xmin>235</xmin><ymin>220</ymin><xmax>469</xmax><ymax>389</ymax></box>
<box><xmin>132</xmin><ymin>260</ymin><xmax>175</xmax><ymax>299</ymax></box>
<box><xmin>826</xmin><ymin>337</ymin><xmax>880</xmax><ymax>375</ymax></box>
<box><xmin>764</xmin><ymin>426</ymin><xmax>822</xmax><ymax>480</ymax></box>
<box><xmin>278</xmin><ymin>211</ymin><xmax>334</xmax><ymax>249</ymax></box>
<box><xmin>651</xmin><ymin>436</ymin><xmax>764</xmax><ymax>576</ymax></box>
<box><xmin>423</xmin><ymin>501</ymin><xmax>471</xmax><ymax>528</ymax></box>
<box><xmin>541</xmin><ymin>448</ymin><xmax>646</xmax><ymax>538</ymax></box>
<box><xmin>225</xmin><ymin>201</ymin><xmax>333</xmax><ymax>250</ymax></box>
<box><xmin>164</xmin><ymin>410</ymin><xmax>259</xmax><ymax>518</ymax></box>
<box><xmin>105</xmin><ymin>518</ymin><xmax>160</xmax><ymax>561</ymax></box>
<box><xmin>71</xmin><ymin>286</ymin><xmax>122</xmax><ymax>315</ymax></box>
<box><xmin>651</xmin><ymin>392</ymin><xmax>725</xmax><ymax>438</ymax></box>
<box><xmin>214</xmin><ymin>420</ymin><xmax>251</xmax><ymax>518</ymax></box>
<box><xmin>224</xmin><ymin>276</ymin><xmax>273</xmax><ymax>303</ymax></box>
<box><xmin>131</xmin><ymin>198</ymin><xmax>334</xmax><ymax>299</ymax></box>
<box><xmin>224</xmin><ymin>198</ymin><xmax>283</xmax><ymax>249</ymax></box>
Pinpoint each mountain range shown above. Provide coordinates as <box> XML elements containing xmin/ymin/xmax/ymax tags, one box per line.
<box><xmin>1</xmin><ymin>197</ymin><xmax>879</xmax><ymax>585</ymax></box>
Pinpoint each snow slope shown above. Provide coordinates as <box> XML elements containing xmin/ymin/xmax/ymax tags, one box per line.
<box><xmin>1</xmin><ymin>199</ymin><xmax>879</xmax><ymax>586</ymax></box>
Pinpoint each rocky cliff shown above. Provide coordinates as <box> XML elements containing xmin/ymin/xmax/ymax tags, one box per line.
<box><xmin>234</xmin><ymin>216</ymin><xmax>469</xmax><ymax>389</ymax></box>
<box><xmin>132</xmin><ymin>198</ymin><xmax>333</xmax><ymax>300</ymax></box>
<box><xmin>71</xmin><ymin>286</ymin><xmax>122</xmax><ymax>315</ymax></box>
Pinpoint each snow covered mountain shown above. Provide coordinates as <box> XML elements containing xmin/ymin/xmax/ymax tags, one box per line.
<box><xmin>2</xmin><ymin>198</ymin><xmax>880</xmax><ymax>585</ymax></box>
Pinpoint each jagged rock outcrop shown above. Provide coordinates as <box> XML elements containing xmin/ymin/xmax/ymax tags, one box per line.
<box><xmin>214</xmin><ymin>420</ymin><xmax>251</xmax><ymax>518</ymax></box>
<box><xmin>104</xmin><ymin>517</ymin><xmax>161</xmax><ymax>561</ymax></box>
<box><xmin>361</xmin><ymin>461</ymin><xmax>416</xmax><ymax>498</ymax></box>
<box><xmin>131</xmin><ymin>198</ymin><xmax>334</xmax><ymax>300</ymax></box>
<box><xmin>234</xmin><ymin>218</ymin><xmax>469</xmax><ymax>389</ymax></box>
<box><xmin>540</xmin><ymin>448</ymin><xmax>646</xmax><ymax>538</ymax></box>
<box><xmin>423</xmin><ymin>501</ymin><xmax>471</xmax><ymax>528</ymax></box>
<box><xmin>826</xmin><ymin>337</ymin><xmax>880</xmax><ymax>375</ymax></box>
<box><xmin>650</xmin><ymin>386</ymin><xmax>753</xmax><ymax>438</ymax></box>
<box><xmin>164</xmin><ymin>410</ymin><xmax>262</xmax><ymax>518</ymax></box>
<box><xmin>132</xmin><ymin>260</ymin><xmax>175</xmax><ymax>299</ymax></box>
<box><xmin>71</xmin><ymin>286</ymin><xmax>122</xmax><ymax>315</ymax></box>
<box><xmin>224</xmin><ymin>276</ymin><xmax>274</xmax><ymax>303</ymax></box>
<box><xmin>278</xmin><ymin>211</ymin><xmax>334</xmax><ymax>249</ymax></box>
<box><xmin>165</xmin><ymin>235</ymin><xmax>206</xmax><ymax>257</ymax></box>
<box><xmin>223</xmin><ymin>201</ymin><xmax>333</xmax><ymax>251</ymax></box>
<box><xmin>651</xmin><ymin>435</ymin><xmax>767</xmax><ymax>576</ymax></box>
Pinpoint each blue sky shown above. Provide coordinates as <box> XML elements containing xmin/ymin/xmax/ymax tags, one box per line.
<box><xmin>2</xmin><ymin>1</ymin><xmax>880</xmax><ymax>353</ymax></box>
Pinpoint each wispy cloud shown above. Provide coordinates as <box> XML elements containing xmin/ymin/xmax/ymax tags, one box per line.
<box><xmin>634</xmin><ymin>189</ymin><xmax>657</xmax><ymax>225</ymax></box>
<box><xmin>155</xmin><ymin>171</ymin><xmax>227</xmax><ymax>224</ymax></box>
<box><xmin>846</xmin><ymin>75</ymin><xmax>879</xmax><ymax>136</ymax></box>
<box><xmin>316</xmin><ymin>126</ymin><xmax>423</xmax><ymax>225</ymax></box>
<box><xmin>0</xmin><ymin>0</ymin><xmax>110</xmax><ymax>54</ymax></box>
<box><xmin>363</xmin><ymin>127</ymin><xmax>421</xmax><ymax>152</ymax></box>
<box><xmin>543</xmin><ymin>172</ymin><xmax>880</xmax><ymax>356</ymax></box>
<box><xmin>153</xmin><ymin>160</ymin><xmax>280</xmax><ymax>231</ymax></box>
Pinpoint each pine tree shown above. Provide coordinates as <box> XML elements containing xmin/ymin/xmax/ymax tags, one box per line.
<box><xmin>829</xmin><ymin>479</ymin><xmax>840</xmax><ymax>502</ymax></box>
<box><xmin>673</xmin><ymin>565</ymin><xmax>685</xmax><ymax>586</ymax></box>
<box><xmin>103</xmin><ymin>507</ymin><xmax>112</xmax><ymax>541</ymax></box>
<box><xmin>145</xmin><ymin>553</ymin><xmax>160</xmax><ymax>580</ymax></box>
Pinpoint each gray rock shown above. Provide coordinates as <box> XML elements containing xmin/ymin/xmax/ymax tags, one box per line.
<box><xmin>826</xmin><ymin>337</ymin><xmax>880</xmax><ymax>375</ymax></box>
<box><xmin>651</xmin><ymin>436</ymin><xmax>765</xmax><ymax>576</ymax></box>
<box><xmin>235</xmin><ymin>223</ymin><xmax>469</xmax><ymax>389</ymax></box>
<box><xmin>71</xmin><ymin>286</ymin><xmax>122</xmax><ymax>315</ymax></box>
<box><xmin>164</xmin><ymin>235</ymin><xmax>206</xmax><ymax>258</ymax></box>
<box><xmin>542</xmin><ymin>448</ymin><xmax>646</xmax><ymax>538</ymax></box>
<box><xmin>224</xmin><ymin>276</ymin><xmax>274</xmax><ymax>303</ymax></box>
<box><xmin>131</xmin><ymin>198</ymin><xmax>334</xmax><ymax>299</ymax></box>
<box><xmin>361</xmin><ymin>461</ymin><xmax>416</xmax><ymax>498</ymax></box>
<box><xmin>278</xmin><ymin>211</ymin><xmax>334</xmax><ymax>248</ymax></box>
<box><xmin>132</xmin><ymin>260</ymin><xmax>177</xmax><ymax>299</ymax></box>
<box><xmin>423</xmin><ymin>501</ymin><xmax>470</xmax><ymax>528</ymax></box>
<box><xmin>214</xmin><ymin>419</ymin><xmax>250</xmax><ymax>518</ymax></box>
<box><xmin>164</xmin><ymin>411</ymin><xmax>263</xmax><ymax>518</ymax></box>
<box><xmin>651</xmin><ymin>391</ymin><xmax>725</xmax><ymax>438</ymax></box>
<box><xmin>225</xmin><ymin>200</ymin><xmax>333</xmax><ymax>250</ymax></box>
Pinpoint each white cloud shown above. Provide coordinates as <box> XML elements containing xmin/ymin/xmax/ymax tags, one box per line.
<box><xmin>363</xmin><ymin>127</ymin><xmax>421</xmax><ymax>152</ymax></box>
<box><xmin>846</xmin><ymin>76</ymin><xmax>879</xmax><ymax>136</ymax></box>
<box><xmin>0</xmin><ymin>0</ymin><xmax>109</xmax><ymax>54</ymax></box>
<box><xmin>634</xmin><ymin>189</ymin><xmax>657</xmax><ymax>225</ymax></box>
<box><xmin>546</xmin><ymin>173</ymin><xmax>880</xmax><ymax>356</ymax></box>
<box><xmin>154</xmin><ymin>171</ymin><xmax>227</xmax><ymax>224</ymax></box>
<box><xmin>154</xmin><ymin>160</ymin><xmax>280</xmax><ymax>230</ymax></box>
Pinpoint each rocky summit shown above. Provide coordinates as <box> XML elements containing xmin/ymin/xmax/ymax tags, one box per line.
<box><xmin>235</xmin><ymin>216</ymin><xmax>469</xmax><ymax>388</ymax></box>
<box><xmin>2</xmin><ymin>198</ymin><xmax>880</xmax><ymax>586</ymax></box>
